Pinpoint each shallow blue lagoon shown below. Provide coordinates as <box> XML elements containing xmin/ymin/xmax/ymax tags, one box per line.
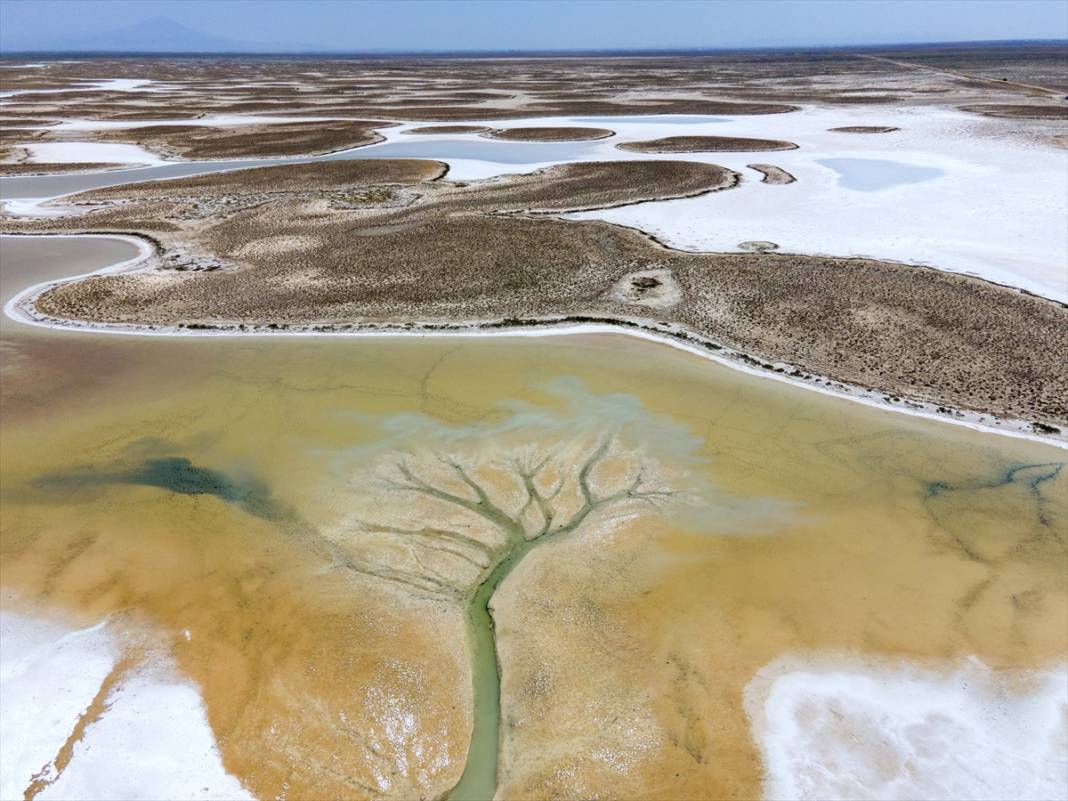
<box><xmin>818</xmin><ymin>158</ymin><xmax>944</xmax><ymax>191</ymax></box>
<box><xmin>328</xmin><ymin>137</ymin><xmax>603</xmax><ymax>164</ymax></box>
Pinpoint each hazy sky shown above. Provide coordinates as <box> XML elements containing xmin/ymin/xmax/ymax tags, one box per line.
<box><xmin>2</xmin><ymin>0</ymin><xmax>1067</xmax><ymax>52</ymax></box>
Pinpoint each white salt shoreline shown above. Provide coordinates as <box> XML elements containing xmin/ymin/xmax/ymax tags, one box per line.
<box><xmin>745</xmin><ymin>653</ymin><xmax>1068</xmax><ymax>801</ymax></box>
<box><xmin>0</xmin><ymin>607</ymin><xmax>253</xmax><ymax>801</ymax></box>
<box><xmin>4</xmin><ymin>106</ymin><xmax>1065</xmax><ymax>300</ymax></box>
<box><xmin>2</xmin><ymin>232</ymin><xmax>1063</xmax><ymax>449</ymax></box>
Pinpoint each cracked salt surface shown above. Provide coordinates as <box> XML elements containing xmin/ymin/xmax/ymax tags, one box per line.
<box><xmin>0</xmin><ymin>609</ymin><xmax>252</xmax><ymax>801</ymax></box>
<box><xmin>746</xmin><ymin>656</ymin><xmax>1068</xmax><ymax>801</ymax></box>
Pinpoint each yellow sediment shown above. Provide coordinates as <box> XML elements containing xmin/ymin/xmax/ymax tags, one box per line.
<box><xmin>1</xmin><ymin>310</ymin><xmax>1064</xmax><ymax>799</ymax></box>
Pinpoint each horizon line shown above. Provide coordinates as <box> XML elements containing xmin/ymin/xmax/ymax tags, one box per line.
<box><xmin>2</xmin><ymin>37</ymin><xmax>1067</xmax><ymax>59</ymax></box>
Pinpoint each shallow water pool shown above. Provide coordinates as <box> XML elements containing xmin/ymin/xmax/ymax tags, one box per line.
<box><xmin>572</xmin><ymin>115</ymin><xmax>729</xmax><ymax>125</ymax></box>
<box><xmin>0</xmin><ymin>136</ymin><xmax>605</xmax><ymax>200</ymax></box>
<box><xmin>818</xmin><ymin>157</ymin><xmax>945</xmax><ymax>191</ymax></box>
<box><xmin>333</xmin><ymin>136</ymin><xmax>606</xmax><ymax>164</ymax></box>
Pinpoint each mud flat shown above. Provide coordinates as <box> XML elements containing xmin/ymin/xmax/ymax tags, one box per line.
<box><xmin>5</xmin><ymin>105</ymin><xmax>1064</xmax><ymax>305</ymax></box>
<box><xmin>4</xmin><ymin>159</ymin><xmax>1066</xmax><ymax>432</ymax></box>
<box><xmin>958</xmin><ymin>103</ymin><xmax>1068</xmax><ymax>120</ymax></box>
<box><xmin>3</xmin><ymin>46</ymin><xmax>1068</xmax><ymax>801</ymax></box>
<box><xmin>89</xmin><ymin>119</ymin><xmax>392</xmax><ymax>159</ymax></box>
<box><xmin>482</xmin><ymin>126</ymin><xmax>614</xmax><ymax>142</ymax></box>
<box><xmin>2</xmin><ymin>45</ymin><xmax>1065</xmax><ymax>130</ymax></box>
<box><xmin>828</xmin><ymin>125</ymin><xmax>901</xmax><ymax>133</ymax></box>
<box><xmin>617</xmin><ymin>135</ymin><xmax>799</xmax><ymax>153</ymax></box>
<box><xmin>403</xmin><ymin>125</ymin><xmax>491</xmax><ymax>135</ymax></box>
<box><xmin>746</xmin><ymin>163</ymin><xmax>796</xmax><ymax>184</ymax></box>
<box><xmin>1</xmin><ymin>272</ymin><xmax>1064</xmax><ymax>800</ymax></box>
<box><xmin>0</xmin><ymin>161</ymin><xmax>123</xmax><ymax>176</ymax></box>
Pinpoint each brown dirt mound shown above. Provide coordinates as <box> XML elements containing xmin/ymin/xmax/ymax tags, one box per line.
<box><xmin>9</xmin><ymin>158</ymin><xmax>1065</xmax><ymax>427</ymax></box>
<box><xmin>746</xmin><ymin>164</ymin><xmax>795</xmax><ymax>184</ymax></box>
<box><xmin>403</xmin><ymin>125</ymin><xmax>491</xmax><ymax>135</ymax></box>
<box><xmin>0</xmin><ymin>162</ymin><xmax>124</xmax><ymax>176</ymax></box>
<box><xmin>482</xmin><ymin>127</ymin><xmax>614</xmax><ymax>142</ymax></box>
<box><xmin>617</xmin><ymin>136</ymin><xmax>798</xmax><ymax>153</ymax></box>
<box><xmin>83</xmin><ymin>159</ymin><xmax>449</xmax><ymax>199</ymax></box>
<box><xmin>828</xmin><ymin>126</ymin><xmax>900</xmax><ymax>133</ymax></box>
<box><xmin>958</xmin><ymin>104</ymin><xmax>1068</xmax><ymax>120</ymax></box>
<box><xmin>93</xmin><ymin>120</ymin><xmax>393</xmax><ymax>159</ymax></box>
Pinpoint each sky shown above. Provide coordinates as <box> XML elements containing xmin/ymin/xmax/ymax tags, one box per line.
<box><xmin>2</xmin><ymin>0</ymin><xmax>1067</xmax><ymax>53</ymax></box>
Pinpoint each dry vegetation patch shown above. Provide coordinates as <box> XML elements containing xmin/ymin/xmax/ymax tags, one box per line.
<box><xmin>436</xmin><ymin>160</ymin><xmax>738</xmax><ymax>212</ymax></box>
<box><xmin>482</xmin><ymin>127</ymin><xmax>614</xmax><ymax>142</ymax></box>
<box><xmin>0</xmin><ymin>118</ymin><xmax>59</xmax><ymax>128</ymax></box>
<box><xmin>8</xmin><ymin>158</ymin><xmax>1065</xmax><ymax>427</ymax></box>
<box><xmin>93</xmin><ymin>119</ymin><xmax>392</xmax><ymax>159</ymax></box>
<box><xmin>0</xmin><ymin>162</ymin><xmax>125</xmax><ymax>175</ymax></box>
<box><xmin>83</xmin><ymin>159</ymin><xmax>448</xmax><ymax>199</ymax></box>
<box><xmin>828</xmin><ymin>125</ymin><xmax>901</xmax><ymax>133</ymax></box>
<box><xmin>403</xmin><ymin>125</ymin><xmax>491</xmax><ymax>135</ymax></box>
<box><xmin>958</xmin><ymin>104</ymin><xmax>1068</xmax><ymax>120</ymax></box>
<box><xmin>617</xmin><ymin>135</ymin><xmax>799</xmax><ymax>153</ymax></box>
<box><xmin>746</xmin><ymin>163</ymin><xmax>796</xmax><ymax>184</ymax></box>
<box><xmin>4</xmin><ymin>45</ymin><xmax>1063</xmax><ymax>130</ymax></box>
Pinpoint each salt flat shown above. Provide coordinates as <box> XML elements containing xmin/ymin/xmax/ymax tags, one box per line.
<box><xmin>470</xmin><ymin>108</ymin><xmax>1067</xmax><ymax>301</ymax></box>
<box><xmin>7</xmin><ymin>105</ymin><xmax>1063</xmax><ymax>299</ymax></box>
<box><xmin>1</xmin><ymin>45</ymin><xmax>1066</xmax><ymax>801</ymax></box>
<box><xmin>20</xmin><ymin>140</ymin><xmax>165</xmax><ymax>165</ymax></box>
<box><xmin>0</xmin><ymin>610</ymin><xmax>251</xmax><ymax>801</ymax></box>
<box><xmin>747</xmin><ymin>656</ymin><xmax>1068</xmax><ymax>801</ymax></box>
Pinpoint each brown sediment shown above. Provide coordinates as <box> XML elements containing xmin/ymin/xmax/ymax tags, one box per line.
<box><xmin>859</xmin><ymin>44</ymin><xmax>1068</xmax><ymax>94</ymax></box>
<box><xmin>958</xmin><ymin>104</ymin><xmax>1068</xmax><ymax>120</ymax></box>
<box><xmin>492</xmin><ymin>454</ymin><xmax>1068</xmax><ymax>799</ymax></box>
<box><xmin>0</xmin><ymin>490</ymin><xmax>473</xmax><ymax>801</ymax></box>
<box><xmin>0</xmin><ymin>162</ymin><xmax>126</xmax><ymax>176</ymax></box>
<box><xmin>617</xmin><ymin>136</ymin><xmax>799</xmax><ymax>153</ymax></box>
<box><xmin>0</xmin><ymin>118</ymin><xmax>60</xmax><ymax>128</ymax></box>
<box><xmin>58</xmin><ymin>158</ymin><xmax>734</xmax><ymax>213</ymax></box>
<box><xmin>7</xmin><ymin>158</ymin><xmax>1066</xmax><ymax>428</ymax></box>
<box><xmin>330</xmin><ymin>99</ymin><xmax>798</xmax><ymax>122</ymax></box>
<box><xmin>0</xmin><ymin>127</ymin><xmax>49</xmax><ymax>149</ymax></box>
<box><xmin>3</xmin><ymin>327</ymin><xmax>1062</xmax><ymax>801</ymax></box>
<box><xmin>746</xmin><ymin>163</ymin><xmax>795</xmax><ymax>184</ymax></box>
<box><xmin>23</xmin><ymin>651</ymin><xmax>141</xmax><ymax>800</ymax></box>
<box><xmin>403</xmin><ymin>125</ymin><xmax>491</xmax><ymax>135</ymax></box>
<box><xmin>482</xmin><ymin>126</ymin><xmax>615</xmax><ymax>142</ymax></box>
<box><xmin>1</xmin><ymin>44</ymin><xmax>1065</xmax><ymax>130</ymax></box>
<box><xmin>828</xmin><ymin>125</ymin><xmax>901</xmax><ymax>133</ymax></box>
<box><xmin>90</xmin><ymin>119</ymin><xmax>394</xmax><ymax>159</ymax></box>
